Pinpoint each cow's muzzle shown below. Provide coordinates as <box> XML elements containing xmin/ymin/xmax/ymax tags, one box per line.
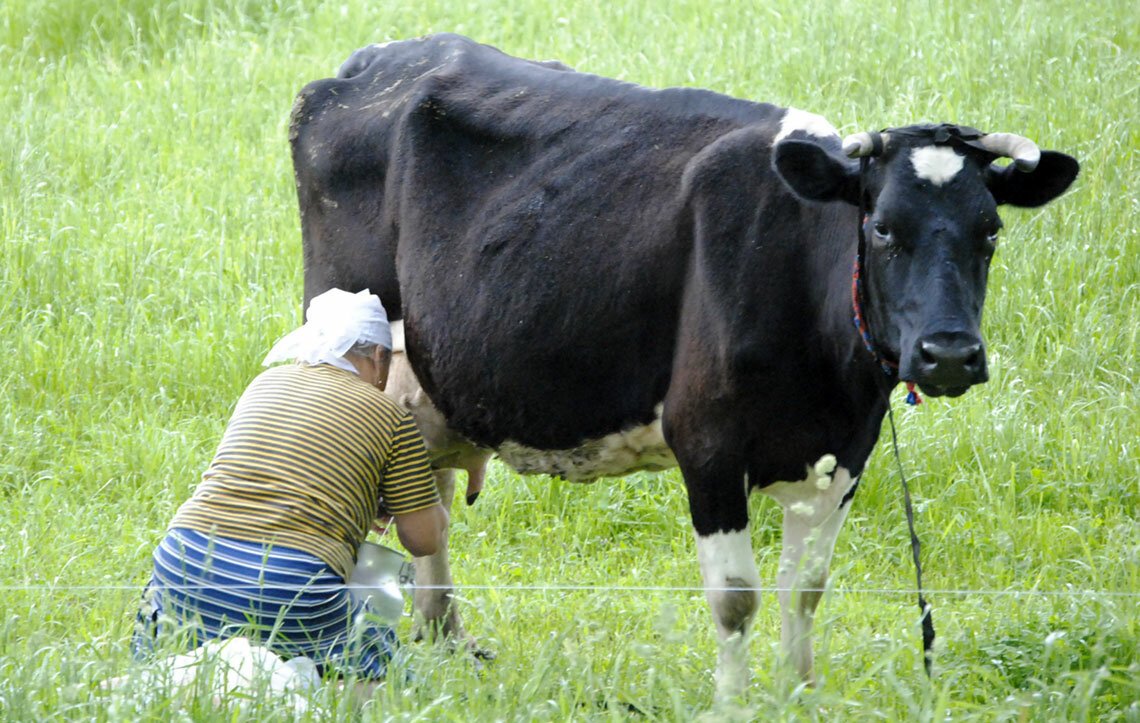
<box><xmin>904</xmin><ymin>332</ymin><xmax>988</xmax><ymax>398</ymax></box>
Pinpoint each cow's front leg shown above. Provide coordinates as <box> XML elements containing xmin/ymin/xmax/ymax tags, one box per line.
<box><xmin>760</xmin><ymin>456</ymin><xmax>858</xmax><ymax>682</ymax></box>
<box><xmin>686</xmin><ymin>470</ymin><xmax>759</xmax><ymax>701</ymax></box>
<box><xmin>695</xmin><ymin>526</ymin><xmax>762</xmax><ymax>701</ymax></box>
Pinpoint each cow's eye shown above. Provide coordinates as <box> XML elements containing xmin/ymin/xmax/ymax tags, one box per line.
<box><xmin>983</xmin><ymin>229</ymin><xmax>1001</xmax><ymax>255</ymax></box>
<box><xmin>873</xmin><ymin>222</ymin><xmax>891</xmax><ymax>240</ymax></box>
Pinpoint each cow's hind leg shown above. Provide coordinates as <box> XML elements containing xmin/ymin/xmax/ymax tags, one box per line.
<box><xmin>760</xmin><ymin>456</ymin><xmax>858</xmax><ymax>682</ymax></box>
<box><xmin>412</xmin><ymin>470</ymin><xmax>490</xmax><ymax>659</ymax></box>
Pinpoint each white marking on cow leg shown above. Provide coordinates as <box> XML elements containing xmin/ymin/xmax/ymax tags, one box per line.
<box><xmin>773</xmin><ymin>108</ymin><xmax>840</xmax><ymax>145</ymax></box>
<box><xmin>761</xmin><ymin>461</ymin><xmax>858</xmax><ymax>682</ymax></box>
<box><xmin>695</xmin><ymin>528</ymin><xmax>761</xmax><ymax>700</ymax></box>
<box><xmin>777</xmin><ymin>491</ymin><xmax>850</xmax><ymax>680</ymax></box>
<box><xmin>910</xmin><ymin>146</ymin><xmax>965</xmax><ymax>186</ymax></box>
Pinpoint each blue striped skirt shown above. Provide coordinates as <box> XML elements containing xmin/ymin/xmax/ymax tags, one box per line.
<box><xmin>132</xmin><ymin>528</ymin><xmax>398</xmax><ymax>679</ymax></box>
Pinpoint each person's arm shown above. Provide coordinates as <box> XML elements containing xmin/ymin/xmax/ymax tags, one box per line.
<box><xmin>393</xmin><ymin>504</ymin><xmax>449</xmax><ymax>557</ymax></box>
<box><xmin>379</xmin><ymin>410</ymin><xmax>447</xmax><ymax>556</ymax></box>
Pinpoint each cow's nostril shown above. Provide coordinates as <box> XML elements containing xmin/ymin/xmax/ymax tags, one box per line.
<box><xmin>962</xmin><ymin>344</ymin><xmax>983</xmax><ymax>371</ymax></box>
<box><xmin>919</xmin><ymin>341</ymin><xmax>939</xmax><ymax>367</ymax></box>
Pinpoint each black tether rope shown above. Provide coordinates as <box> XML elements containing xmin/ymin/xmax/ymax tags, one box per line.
<box><xmin>886</xmin><ymin>402</ymin><xmax>936</xmax><ymax>676</ymax></box>
<box><xmin>856</xmin><ymin>145</ymin><xmax>936</xmax><ymax>676</ymax></box>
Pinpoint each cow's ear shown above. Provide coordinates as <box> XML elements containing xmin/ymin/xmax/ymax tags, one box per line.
<box><xmin>986</xmin><ymin>151</ymin><xmax>1079</xmax><ymax>207</ymax></box>
<box><xmin>773</xmin><ymin>139</ymin><xmax>860</xmax><ymax>205</ymax></box>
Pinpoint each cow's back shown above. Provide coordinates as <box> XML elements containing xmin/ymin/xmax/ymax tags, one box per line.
<box><xmin>292</xmin><ymin>34</ymin><xmax>790</xmax><ymax>451</ymax></box>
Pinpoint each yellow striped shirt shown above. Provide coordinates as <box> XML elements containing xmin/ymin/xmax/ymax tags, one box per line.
<box><xmin>170</xmin><ymin>363</ymin><xmax>440</xmax><ymax>579</ymax></box>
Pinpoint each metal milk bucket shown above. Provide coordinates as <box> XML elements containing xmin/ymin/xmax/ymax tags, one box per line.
<box><xmin>347</xmin><ymin>541</ymin><xmax>415</xmax><ymax>623</ymax></box>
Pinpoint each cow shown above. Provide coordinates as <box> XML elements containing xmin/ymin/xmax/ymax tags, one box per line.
<box><xmin>288</xmin><ymin>34</ymin><xmax>1079</xmax><ymax>698</ymax></box>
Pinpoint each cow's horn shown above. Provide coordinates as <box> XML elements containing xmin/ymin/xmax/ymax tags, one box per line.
<box><xmin>842</xmin><ymin>131</ymin><xmax>890</xmax><ymax>158</ymax></box>
<box><xmin>979</xmin><ymin>133</ymin><xmax>1041</xmax><ymax>172</ymax></box>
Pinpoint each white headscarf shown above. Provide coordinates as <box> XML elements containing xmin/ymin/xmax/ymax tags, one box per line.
<box><xmin>263</xmin><ymin>288</ymin><xmax>392</xmax><ymax>374</ymax></box>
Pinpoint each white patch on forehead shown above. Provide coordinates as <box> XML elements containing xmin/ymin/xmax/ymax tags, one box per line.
<box><xmin>773</xmin><ymin>108</ymin><xmax>839</xmax><ymax>145</ymax></box>
<box><xmin>910</xmin><ymin>146</ymin><xmax>965</xmax><ymax>186</ymax></box>
<box><xmin>496</xmin><ymin>403</ymin><xmax>676</xmax><ymax>481</ymax></box>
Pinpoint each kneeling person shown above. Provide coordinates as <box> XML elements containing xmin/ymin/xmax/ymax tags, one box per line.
<box><xmin>134</xmin><ymin>288</ymin><xmax>447</xmax><ymax>679</ymax></box>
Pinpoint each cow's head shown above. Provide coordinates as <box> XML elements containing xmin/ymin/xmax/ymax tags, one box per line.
<box><xmin>773</xmin><ymin>124</ymin><xmax>1079</xmax><ymax>397</ymax></box>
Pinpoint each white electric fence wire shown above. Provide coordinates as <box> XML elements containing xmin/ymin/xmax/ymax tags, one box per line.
<box><xmin>0</xmin><ymin>583</ymin><xmax>1137</xmax><ymax>597</ymax></box>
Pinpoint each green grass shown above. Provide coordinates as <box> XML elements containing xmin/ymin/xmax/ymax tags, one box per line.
<box><xmin>2</xmin><ymin>0</ymin><xmax>1137</xmax><ymax>719</ymax></box>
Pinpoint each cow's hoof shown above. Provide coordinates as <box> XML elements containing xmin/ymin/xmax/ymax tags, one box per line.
<box><xmin>414</xmin><ymin>627</ymin><xmax>496</xmax><ymax>666</ymax></box>
<box><xmin>450</xmin><ymin>634</ymin><xmax>496</xmax><ymax>666</ymax></box>
<box><xmin>470</xmin><ymin>643</ymin><xmax>496</xmax><ymax>664</ymax></box>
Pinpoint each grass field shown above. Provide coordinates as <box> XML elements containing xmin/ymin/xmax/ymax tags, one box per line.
<box><xmin>2</xmin><ymin>0</ymin><xmax>1137</xmax><ymax>719</ymax></box>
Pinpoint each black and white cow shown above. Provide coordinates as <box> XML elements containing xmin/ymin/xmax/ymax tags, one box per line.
<box><xmin>290</xmin><ymin>34</ymin><xmax>1078</xmax><ymax>697</ymax></box>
